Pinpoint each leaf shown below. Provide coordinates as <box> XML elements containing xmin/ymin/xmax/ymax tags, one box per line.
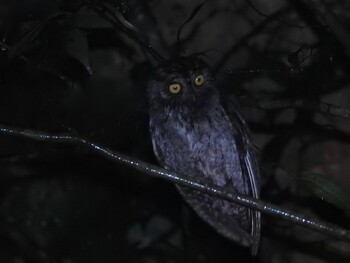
<box><xmin>74</xmin><ymin>3</ymin><xmax>134</xmax><ymax>32</ymax></box>
<box><xmin>300</xmin><ymin>173</ymin><xmax>350</xmax><ymax>210</ymax></box>
<box><xmin>103</xmin><ymin>3</ymin><xmax>139</xmax><ymax>34</ymax></box>
<box><xmin>8</xmin><ymin>21</ymin><xmax>46</xmax><ymax>59</ymax></box>
<box><xmin>64</xmin><ymin>28</ymin><xmax>93</xmax><ymax>75</ymax></box>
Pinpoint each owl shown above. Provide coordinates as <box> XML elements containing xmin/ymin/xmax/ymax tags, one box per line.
<box><xmin>147</xmin><ymin>56</ymin><xmax>261</xmax><ymax>255</ymax></box>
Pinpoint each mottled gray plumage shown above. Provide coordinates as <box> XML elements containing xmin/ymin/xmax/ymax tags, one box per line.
<box><xmin>147</xmin><ymin>57</ymin><xmax>261</xmax><ymax>255</ymax></box>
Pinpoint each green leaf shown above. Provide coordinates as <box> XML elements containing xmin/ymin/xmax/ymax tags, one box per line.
<box><xmin>300</xmin><ymin>173</ymin><xmax>350</xmax><ymax>210</ymax></box>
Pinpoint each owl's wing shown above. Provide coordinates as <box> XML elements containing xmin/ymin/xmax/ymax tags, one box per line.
<box><xmin>223</xmin><ymin>94</ymin><xmax>261</xmax><ymax>255</ymax></box>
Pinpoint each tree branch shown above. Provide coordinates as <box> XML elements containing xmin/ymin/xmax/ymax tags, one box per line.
<box><xmin>299</xmin><ymin>0</ymin><xmax>350</xmax><ymax>56</ymax></box>
<box><xmin>242</xmin><ymin>98</ymin><xmax>350</xmax><ymax>120</ymax></box>
<box><xmin>244</xmin><ymin>0</ymin><xmax>307</xmax><ymax>29</ymax></box>
<box><xmin>0</xmin><ymin>125</ymin><xmax>349</xmax><ymax>242</ymax></box>
<box><xmin>88</xmin><ymin>2</ymin><xmax>164</xmax><ymax>62</ymax></box>
<box><xmin>214</xmin><ymin>7</ymin><xmax>288</xmax><ymax>71</ymax></box>
<box><xmin>0</xmin><ymin>40</ymin><xmax>66</xmax><ymax>81</ymax></box>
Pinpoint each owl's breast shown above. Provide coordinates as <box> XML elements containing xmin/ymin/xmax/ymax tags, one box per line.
<box><xmin>150</xmin><ymin>105</ymin><xmax>245</xmax><ymax>190</ymax></box>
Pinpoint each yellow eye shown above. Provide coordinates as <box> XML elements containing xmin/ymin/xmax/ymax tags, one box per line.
<box><xmin>169</xmin><ymin>83</ymin><xmax>182</xmax><ymax>94</ymax></box>
<box><xmin>194</xmin><ymin>74</ymin><xmax>204</xmax><ymax>86</ymax></box>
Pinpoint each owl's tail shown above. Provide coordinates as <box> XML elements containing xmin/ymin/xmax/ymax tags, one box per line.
<box><xmin>245</xmin><ymin>147</ymin><xmax>261</xmax><ymax>256</ymax></box>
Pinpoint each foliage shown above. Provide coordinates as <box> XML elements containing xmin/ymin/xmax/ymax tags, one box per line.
<box><xmin>0</xmin><ymin>0</ymin><xmax>350</xmax><ymax>262</ymax></box>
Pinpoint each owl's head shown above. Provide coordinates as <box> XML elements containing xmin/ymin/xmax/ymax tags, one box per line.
<box><xmin>147</xmin><ymin>56</ymin><xmax>219</xmax><ymax>115</ymax></box>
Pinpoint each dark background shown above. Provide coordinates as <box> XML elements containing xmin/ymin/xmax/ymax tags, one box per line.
<box><xmin>0</xmin><ymin>0</ymin><xmax>350</xmax><ymax>262</ymax></box>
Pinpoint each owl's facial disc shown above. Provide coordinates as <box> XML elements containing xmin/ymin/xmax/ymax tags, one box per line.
<box><xmin>169</xmin><ymin>74</ymin><xmax>204</xmax><ymax>97</ymax></box>
<box><xmin>167</xmin><ymin>74</ymin><xmax>205</xmax><ymax>96</ymax></box>
<box><xmin>148</xmin><ymin>57</ymin><xmax>218</xmax><ymax>113</ymax></box>
<box><xmin>162</xmin><ymin>71</ymin><xmax>214</xmax><ymax>110</ymax></box>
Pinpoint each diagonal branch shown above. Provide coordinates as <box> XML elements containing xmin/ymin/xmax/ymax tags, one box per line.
<box><xmin>0</xmin><ymin>40</ymin><xmax>66</xmax><ymax>81</ymax></box>
<box><xmin>299</xmin><ymin>0</ymin><xmax>350</xmax><ymax>56</ymax></box>
<box><xmin>88</xmin><ymin>2</ymin><xmax>164</xmax><ymax>62</ymax></box>
<box><xmin>244</xmin><ymin>0</ymin><xmax>307</xmax><ymax>29</ymax></box>
<box><xmin>0</xmin><ymin>125</ymin><xmax>349</xmax><ymax>242</ymax></box>
<box><xmin>214</xmin><ymin>7</ymin><xmax>288</xmax><ymax>72</ymax></box>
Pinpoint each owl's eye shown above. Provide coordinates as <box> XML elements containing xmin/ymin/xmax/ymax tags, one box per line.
<box><xmin>194</xmin><ymin>75</ymin><xmax>204</xmax><ymax>87</ymax></box>
<box><xmin>169</xmin><ymin>83</ymin><xmax>182</xmax><ymax>94</ymax></box>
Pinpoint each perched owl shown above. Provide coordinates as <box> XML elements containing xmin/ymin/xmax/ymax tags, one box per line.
<box><xmin>147</xmin><ymin>56</ymin><xmax>261</xmax><ymax>255</ymax></box>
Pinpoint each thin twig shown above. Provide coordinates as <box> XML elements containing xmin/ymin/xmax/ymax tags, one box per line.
<box><xmin>88</xmin><ymin>2</ymin><xmax>164</xmax><ymax>62</ymax></box>
<box><xmin>0</xmin><ymin>40</ymin><xmax>66</xmax><ymax>80</ymax></box>
<box><xmin>0</xmin><ymin>125</ymin><xmax>349</xmax><ymax>242</ymax></box>
<box><xmin>300</xmin><ymin>0</ymin><xmax>350</xmax><ymax>56</ymax></box>
<box><xmin>243</xmin><ymin>98</ymin><xmax>350</xmax><ymax>120</ymax></box>
<box><xmin>244</xmin><ymin>0</ymin><xmax>307</xmax><ymax>29</ymax></box>
<box><xmin>214</xmin><ymin>7</ymin><xmax>288</xmax><ymax>71</ymax></box>
<box><xmin>176</xmin><ymin>1</ymin><xmax>207</xmax><ymax>45</ymax></box>
<box><xmin>177</xmin><ymin>8</ymin><xmax>232</xmax><ymax>54</ymax></box>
